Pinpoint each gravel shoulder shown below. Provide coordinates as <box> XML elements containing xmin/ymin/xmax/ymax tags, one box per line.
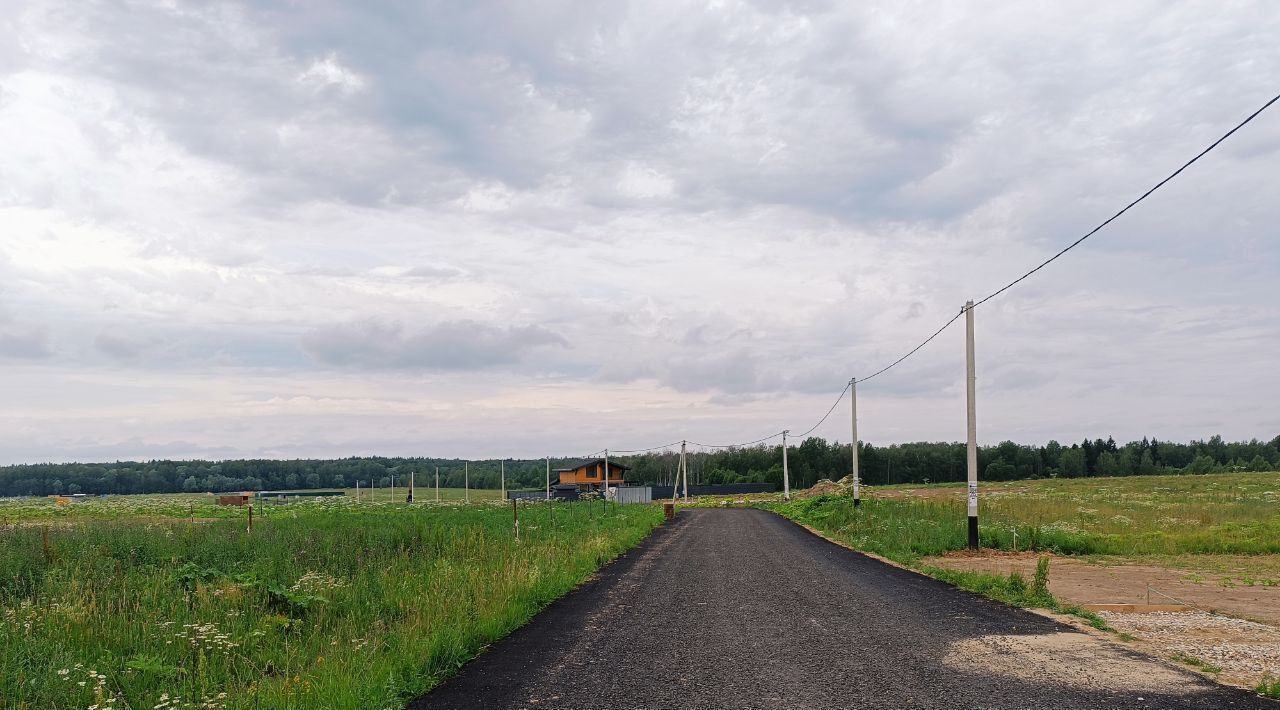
<box><xmin>410</xmin><ymin>508</ymin><xmax>1275</xmax><ymax>709</ymax></box>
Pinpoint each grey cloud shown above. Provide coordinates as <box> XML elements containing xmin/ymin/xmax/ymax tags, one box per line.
<box><xmin>0</xmin><ymin>326</ymin><xmax>52</xmax><ymax>359</ymax></box>
<box><xmin>94</xmin><ymin>331</ymin><xmax>146</xmax><ymax>361</ymax></box>
<box><xmin>402</xmin><ymin>265</ymin><xmax>463</xmax><ymax>280</ymax></box>
<box><xmin>302</xmin><ymin>319</ymin><xmax>568</xmax><ymax>370</ymax></box>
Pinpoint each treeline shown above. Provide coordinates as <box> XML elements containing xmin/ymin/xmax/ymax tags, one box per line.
<box><xmin>0</xmin><ymin>457</ymin><xmax>573</xmax><ymax>498</ymax></box>
<box><xmin>621</xmin><ymin>434</ymin><xmax>1280</xmax><ymax>491</ymax></box>
<box><xmin>2</xmin><ymin>434</ymin><xmax>1277</xmax><ymax>498</ymax></box>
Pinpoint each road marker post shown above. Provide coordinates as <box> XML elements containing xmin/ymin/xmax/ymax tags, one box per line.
<box><xmin>782</xmin><ymin>430</ymin><xmax>791</xmax><ymax>501</ymax></box>
<box><xmin>965</xmin><ymin>300</ymin><xmax>980</xmax><ymax>551</ymax></box>
<box><xmin>850</xmin><ymin>377</ymin><xmax>860</xmax><ymax>508</ymax></box>
<box><xmin>681</xmin><ymin>440</ymin><xmax>689</xmax><ymax>501</ymax></box>
<box><xmin>465</xmin><ymin>462</ymin><xmax>470</xmax><ymax>504</ymax></box>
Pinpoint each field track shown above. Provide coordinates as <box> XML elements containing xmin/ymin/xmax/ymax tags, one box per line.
<box><xmin>410</xmin><ymin>508</ymin><xmax>1274</xmax><ymax>709</ymax></box>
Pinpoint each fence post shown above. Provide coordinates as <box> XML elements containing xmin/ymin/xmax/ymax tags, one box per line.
<box><xmin>965</xmin><ymin>300</ymin><xmax>980</xmax><ymax>551</ymax></box>
<box><xmin>850</xmin><ymin>377</ymin><xmax>860</xmax><ymax>508</ymax></box>
<box><xmin>465</xmin><ymin>462</ymin><xmax>470</xmax><ymax>504</ymax></box>
<box><xmin>782</xmin><ymin>430</ymin><xmax>791</xmax><ymax>501</ymax></box>
<box><xmin>513</xmin><ymin>498</ymin><xmax>519</xmax><ymax>540</ymax></box>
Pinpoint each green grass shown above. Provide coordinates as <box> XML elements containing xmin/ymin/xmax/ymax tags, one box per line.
<box><xmin>0</xmin><ymin>497</ymin><xmax>662</xmax><ymax>709</ymax></box>
<box><xmin>1170</xmin><ymin>652</ymin><xmax>1223</xmax><ymax>674</ymax></box>
<box><xmin>759</xmin><ymin>472</ymin><xmax>1280</xmax><ymax>625</ymax></box>
<box><xmin>0</xmin><ymin>489</ymin><xmax>503</xmax><ymax>523</ymax></box>
<box><xmin>876</xmin><ymin>471</ymin><xmax>1280</xmax><ymax>555</ymax></box>
<box><xmin>1257</xmin><ymin>676</ymin><xmax>1280</xmax><ymax>699</ymax></box>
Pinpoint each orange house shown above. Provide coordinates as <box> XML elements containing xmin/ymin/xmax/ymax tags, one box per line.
<box><xmin>555</xmin><ymin>458</ymin><xmax>630</xmax><ymax>493</ymax></box>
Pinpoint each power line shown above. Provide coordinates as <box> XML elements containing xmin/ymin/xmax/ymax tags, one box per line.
<box><xmin>610</xmin><ymin>440</ymin><xmax>685</xmax><ymax>454</ymax></box>
<box><xmin>854</xmin><ymin>91</ymin><xmax>1279</xmax><ymax>383</ymax></box>
<box><xmin>583</xmin><ymin>93</ymin><xmax>1280</xmax><ymax>458</ymax></box>
<box><xmin>687</xmin><ymin>430</ymin><xmax>785</xmax><ymax>450</ymax></box>
<box><xmin>857</xmin><ymin>309</ymin><xmax>964</xmax><ymax>383</ymax></box>
<box><xmin>792</xmin><ymin>382</ymin><xmax>851</xmax><ymax>439</ymax></box>
<box><xmin>975</xmin><ymin>92</ymin><xmax>1280</xmax><ymax>307</ymax></box>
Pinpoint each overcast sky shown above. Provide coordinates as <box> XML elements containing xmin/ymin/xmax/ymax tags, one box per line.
<box><xmin>1</xmin><ymin>1</ymin><xmax>1277</xmax><ymax>465</ymax></box>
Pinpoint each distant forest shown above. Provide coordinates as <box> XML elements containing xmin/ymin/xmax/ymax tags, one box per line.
<box><xmin>2</xmin><ymin>434</ymin><xmax>1278</xmax><ymax>498</ymax></box>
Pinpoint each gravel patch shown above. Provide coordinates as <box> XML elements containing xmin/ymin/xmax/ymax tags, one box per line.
<box><xmin>1102</xmin><ymin>611</ymin><xmax>1280</xmax><ymax>680</ymax></box>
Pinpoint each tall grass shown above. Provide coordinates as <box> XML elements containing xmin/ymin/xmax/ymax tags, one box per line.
<box><xmin>0</xmin><ymin>499</ymin><xmax>661</xmax><ymax>709</ymax></box>
<box><xmin>771</xmin><ymin>471</ymin><xmax>1280</xmax><ymax>561</ymax></box>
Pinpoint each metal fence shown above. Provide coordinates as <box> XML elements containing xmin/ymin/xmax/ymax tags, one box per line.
<box><xmin>650</xmin><ymin>483</ymin><xmax>776</xmax><ymax>498</ymax></box>
<box><xmin>612</xmin><ymin>487</ymin><xmax>653</xmax><ymax>505</ymax></box>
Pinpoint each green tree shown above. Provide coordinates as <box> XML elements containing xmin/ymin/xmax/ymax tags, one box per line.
<box><xmin>1059</xmin><ymin>448</ymin><xmax>1086</xmax><ymax>477</ymax></box>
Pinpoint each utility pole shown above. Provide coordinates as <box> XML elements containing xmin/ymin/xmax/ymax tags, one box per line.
<box><xmin>545</xmin><ymin>457</ymin><xmax>551</xmax><ymax>501</ymax></box>
<box><xmin>435</xmin><ymin>466</ymin><xmax>440</xmax><ymax>503</ymax></box>
<box><xmin>965</xmin><ymin>300</ymin><xmax>980</xmax><ymax>551</ymax></box>
<box><xmin>603</xmin><ymin>449</ymin><xmax>610</xmax><ymax>502</ymax></box>
<box><xmin>464</xmin><ymin>461</ymin><xmax>470</xmax><ymax>504</ymax></box>
<box><xmin>681</xmin><ymin>440</ymin><xmax>689</xmax><ymax>501</ymax></box>
<box><xmin>391</xmin><ymin>475</ymin><xmax>395</xmax><ymax>505</ymax></box>
<box><xmin>408</xmin><ymin>471</ymin><xmax>414</xmax><ymax>503</ymax></box>
<box><xmin>782</xmin><ymin>430</ymin><xmax>791</xmax><ymax>501</ymax></box>
<box><xmin>850</xmin><ymin>377</ymin><xmax>860</xmax><ymax>508</ymax></box>
<box><xmin>501</xmin><ymin>460</ymin><xmax>506</xmax><ymax>501</ymax></box>
<box><xmin>356</xmin><ymin>480</ymin><xmax>360</xmax><ymax>503</ymax></box>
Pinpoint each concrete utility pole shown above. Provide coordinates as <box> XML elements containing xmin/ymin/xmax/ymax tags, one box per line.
<box><xmin>356</xmin><ymin>480</ymin><xmax>360</xmax><ymax>503</ymax></box>
<box><xmin>500</xmin><ymin>460</ymin><xmax>506</xmax><ymax>501</ymax></box>
<box><xmin>850</xmin><ymin>377</ymin><xmax>860</xmax><ymax>508</ymax></box>
<box><xmin>545</xmin><ymin>457</ymin><xmax>551</xmax><ymax>501</ymax></box>
<box><xmin>408</xmin><ymin>471</ymin><xmax>414</xmax><ymax>503</ymax></box>
<box><xmin>681</xmin><ymin>440</ymin><xmax>689</xmax><ymax>501</ymax></box>
<box><xmin>603</xmin><ymin>449</ymin><xmax>610</xmax><ymax>502</ymax></box>
<box><xmin>435</xmin><ymin>467</ymin><xmax>440</xmax><ymax>503</ymax></box>
<box><xmin>965</xmin><ymin>300</ymin><xmax>979</xmax><ymax>551</ymax></box>
<box><xmin>782</xmin><ymin>430</ymin><xmax>791</xmax><ymax>501</ymax></box>
<box><xmin>464</xmin><ymin>462</ymin><xmax>470</xmax><ymax>504</ymax></box>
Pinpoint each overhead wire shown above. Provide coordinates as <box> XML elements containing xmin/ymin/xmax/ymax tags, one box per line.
<box><xmin>583</xmin><ymin>92</ymin><xmax>1280</xmax><ymax>454</ymax></box>
<box><xmin>974</xmin><ymin>91</ymin><xmax>1280</xmax><ymax>308</ymax></box>
<box><xmin>609</xmin><ymin>440</ymin><xmax>686</xmax><ymax>454</ymax></box>
<box><xmin>687</xmin><ymin>430</ymin><xmax>786</xmax><ymax>450</ymax></box>
<box><xmin>791</xmin><ymin>381</ymin><xmax>851</xmax><ymax>439</ymax></box>
<box><xmin>851</xmin><ymin>91</ymin><xmax>1280</xmax><ymax>385</ymax></box>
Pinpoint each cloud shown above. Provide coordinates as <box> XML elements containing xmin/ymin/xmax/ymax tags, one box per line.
<box><xmin>0</xmin><ymin>326</ymin><xmax>51</xmax><ymax>359</ymax></box>
<box><xmin>301</xmin><ymin>319</ymin><xmax>569</xmax><ymax>370</ymax></box>
<box><xmin>0</xmin><ymin>1</ymin><xmax>1277</xmax><ymax>463</ymax></box>
<box><xmin>402</xmin><ymin>265</ymin><xmax>464</xmax><ymax>280</ymax></box>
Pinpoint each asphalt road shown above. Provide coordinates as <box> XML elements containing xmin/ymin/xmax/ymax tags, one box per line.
<box><xmin>410</xmin><ymin>508</ymin><xmax>1275</xmax><ymax>709</ymax></box>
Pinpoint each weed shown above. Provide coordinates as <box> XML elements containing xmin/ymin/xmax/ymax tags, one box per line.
<box><xmin>1259</xmin><ymin>676</ymin><xmax>1280</xmax><ymax>699</ymax></box>
<box><xmin>1171</xmin><ymin>652</ymin><xmax>1223</xmax><ymax>674</ymax></box>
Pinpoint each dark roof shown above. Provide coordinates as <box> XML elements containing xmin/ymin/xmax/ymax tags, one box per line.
<box><xmin>554</xmin><ymin>458</ymin><xmax>631</xmax><ymax>472</ymax></box>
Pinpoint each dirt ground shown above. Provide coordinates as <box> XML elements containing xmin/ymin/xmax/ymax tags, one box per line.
<box><xmin>924</xmin><ymin>552</ymin><xmax>1280</xmax><ymax>625</ymax></box>
<box><xmin>926</xmin><ymin>551</ymin><xmax>1280</xmax><ymax>689</ymax></box>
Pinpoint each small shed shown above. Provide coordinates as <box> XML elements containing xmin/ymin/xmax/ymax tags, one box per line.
<box><xmin>217</xmin><ymin>494</ymin><xmax>252</xmax><ymax>506</ymax></box>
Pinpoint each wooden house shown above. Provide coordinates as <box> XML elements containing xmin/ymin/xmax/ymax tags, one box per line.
<box><xmin>554</xmin><ymin>458</ymin><xmax>630</xmax><ymax>494</ymax></box>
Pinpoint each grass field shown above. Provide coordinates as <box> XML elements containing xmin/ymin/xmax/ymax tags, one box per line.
<box><xmin>0</xmin><ymin>494</ymin><xmax>661</xmax><ymax>709</ymax></box>
<box><xmin>777</xmin><ymin>471</ymin><xmax>1280</xmax><ymax>560</ymax></box>
<box><xmin>760</xmin><ymin>471</ymin><xmax>1280</xmax><ymax>617</ymax></box>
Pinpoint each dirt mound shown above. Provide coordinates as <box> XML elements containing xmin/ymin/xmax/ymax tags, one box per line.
<box><xmin>799</xmin><ymin>475</ymin><xmax>856</xmax><ymax>498</ymax></box>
